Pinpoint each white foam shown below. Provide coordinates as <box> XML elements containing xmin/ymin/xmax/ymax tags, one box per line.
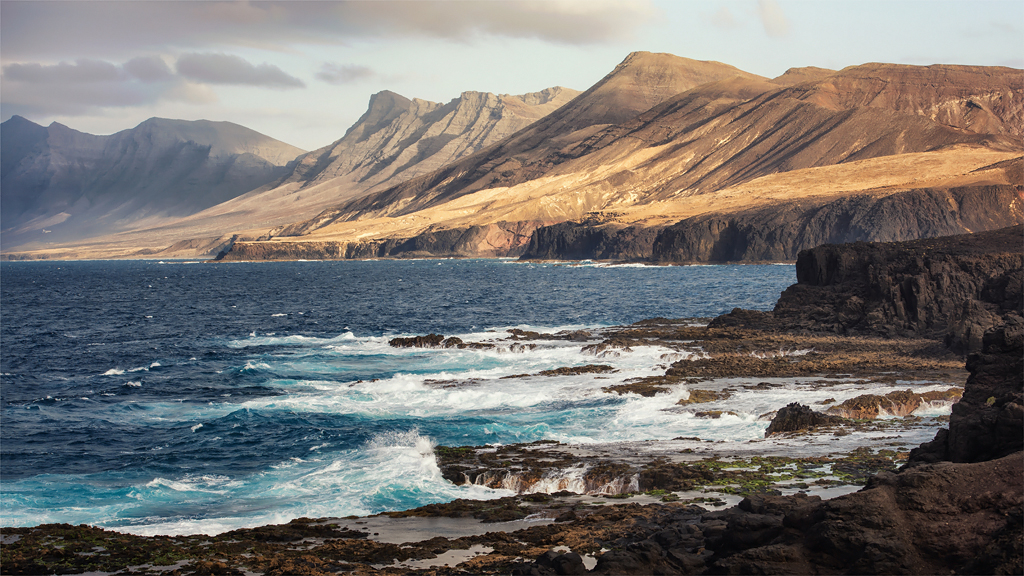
<box><xmin>103</xmin><ymin>368</ymin><xmax>125</xmax><ymax>376</ymax></box>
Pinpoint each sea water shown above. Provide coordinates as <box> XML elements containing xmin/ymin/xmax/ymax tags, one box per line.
<box><xmin>1</xmin><ymin>259</ymin><xmax>798</xmax><ymax>535</ymax></box>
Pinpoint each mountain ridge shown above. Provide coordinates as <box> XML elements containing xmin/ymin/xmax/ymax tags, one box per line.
<box><xmin>2</xmin><ymin>53</ymin><xmax>1021</xmax><ymax>262</ymax></box>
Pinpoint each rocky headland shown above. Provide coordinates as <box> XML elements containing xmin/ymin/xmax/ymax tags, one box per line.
<box><xmin>2</xmin><ymin>231</ymin><xmax>1020</xmax><ymax>574</ymax></box>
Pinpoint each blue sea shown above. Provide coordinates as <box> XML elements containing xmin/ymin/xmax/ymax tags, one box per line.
<box><xmin>1</xmin><ymin>259</ymin><xmax>796</xmax><ymax>535</ymax></box>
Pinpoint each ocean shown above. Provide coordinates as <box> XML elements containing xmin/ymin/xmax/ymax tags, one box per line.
<box><xmin>1</xmin><ymin>259</ymin><xmax>808</xmax><ymax>535</ymax></box>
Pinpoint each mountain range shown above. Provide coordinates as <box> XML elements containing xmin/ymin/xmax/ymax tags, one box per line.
<box><xmin>1</xmin><ymin>117</ymin><xmax>305</xmax><ymax>248</ymax></box>
<box><xmin>2</xmin><ymin>51</ymin><xmax>1021</xmax><ymax>261</ymax></box>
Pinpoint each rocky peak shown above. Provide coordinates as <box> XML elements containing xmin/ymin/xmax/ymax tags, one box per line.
<box><xmin>557</xmin><ymin>51</ymin><xmax>766</xmax><ymax>130</ymax></box>
<box><xmin>351</xmin><ymin>91</ymin><xmax>418</xmax><ymax>138</ymax></box>
<box><xmin>276</xmin><ymin>84</ymin><xmax>580</xmax><ymax>195</ymax></box>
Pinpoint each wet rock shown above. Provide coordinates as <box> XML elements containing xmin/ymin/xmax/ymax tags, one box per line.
<box><xmin>539</xmin><ymin>364</ymin><xmax>615</xmax><ymax>377</ymax></box>
<box><xmin>387</xmin><ymin>333</ymin><xmax>496</xmax><ymax>350</ymax></box>
<box><xmin>826</xmin><ymin>389</ymin><xmax>923</xmax><ymax>419</ymax></box>
<box><xmin>389</xmin><ymin>333</ymin><xmax>446</xmax><ymax>348</ymax></box>
<box><xmin>910</xmin><ymin>317</ymin><xmax>1024</xmax><ymax>465</ymax></box>
<box><xmin>677</xmin><ymin>388</ymin><xmax>731</xmax><ymax>405</ymax></box>
<box><xmin>765</xmin><ymin>402</ymin><xmax>848</xmax><ymax>436</ymax></box>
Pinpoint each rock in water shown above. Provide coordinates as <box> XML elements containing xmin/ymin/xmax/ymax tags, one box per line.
<box><xmin>764</xmin><ymin>403</ymin><xmax>847</xmax><ymax>435</ymax></box>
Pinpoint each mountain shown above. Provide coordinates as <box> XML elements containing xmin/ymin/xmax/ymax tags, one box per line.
<box><xmin>1</xmin><ymin>116</ymin><xmax>306</xmax><ymax>248</ymax></box>
<box><xmin>4</xmin><ymin>53</ymin><xmax>1022</xmax><ymax>262</ymax></box>
<box><xmin>292</xmin><ymin>52</ymin><xmax>767</xmax><ymax>227</ymax></box>
<box><xmin>0</xmin><ymin>86</ymin><xmax>580</xmax><ymax>259</ymax></box>
<box><xmin>224</xmin><ymin>57</ymin><xmax>1022</xmax><ymax>262</ymax></box>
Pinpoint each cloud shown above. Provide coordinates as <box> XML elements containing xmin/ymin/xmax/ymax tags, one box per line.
<box><xmin>4</xmin><ymin>59</ymin><xmax>125</xmax><ymax>83</ymax></box>
<box><xmin>1</xmin><ymin>57</ymin><xmax>214</xmax><ymax>117</ymax></box>
<box><xmin>757</xmin><ymin>0</ymin><xmax>791</xmax><ymax>38</ymax></box>
<box><xmin>316</xmin><ymin>63</ymin><xmax>376</xmax><ymax>85</ymax></box>
<box><xmin>176</xmin><ymin>53</ymin><xmax>305</xmax><ymax>88</ymax></box>
<box><xmin>124</xmin><ymin>56</ymin><xmax>175</xmax><ymax>83</ymax></box>
<box><xmin>337</xmin><ymin>0</ymin><xmax>658</xmax><ymax>44</ymax></box>
<box><xmin>0</xmin><ymin>1</ymin><xmax>657</xmax><ymax>61</ymax></box>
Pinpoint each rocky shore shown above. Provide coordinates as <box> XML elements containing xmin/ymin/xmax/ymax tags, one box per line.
<box><xmin>2</xmin><ymin>227</ymin><xmax>1021</xmax><ymax>575</ymax></box>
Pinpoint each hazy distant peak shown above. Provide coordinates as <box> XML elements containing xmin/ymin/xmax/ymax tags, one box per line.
<box><xmin>548</xmin><ymin>51</ymin><xmax>765</xmax><ymax>131</ymax></box>
<box><xmin>3</xmin><ymin>115</ymin><xmax>40</xmax><ymax>128</ymax></box>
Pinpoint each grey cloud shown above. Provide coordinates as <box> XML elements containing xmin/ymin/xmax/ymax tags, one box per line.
<box><xmin>316</xmin><ymin>63</ymin><xmax>375</xmax><ymax>85</ymax></box>
<box><xmin>1</xmin><ymin>1</ymin><xmax>656</xmax><ymax>61</ymax></box>
<box><xmin>3</xmin><ymin>59</ymin><xmax>125</xmax><ymax>83</ymax></box>
<box><xmin>124</xmin><ymin>56</ymin><xmax>175</xmax><ymax>83</ymax></box>
<box><xmin>176</xmin><ymin>53</ymin><xmax>305</xmax><ymax>88</ymax></box>
<box><xmin>337</xmin><ymin>1</ymin><xmax>656</xmax><ymax>44</ymax></box>
<box><xmin>757</xmin><ymin>0</ymin><xmax>791</xmax><ymax>38</ymax></box>
<box><xmin>2</xmin><ymin>56</ymin><xmax>213</xmax><ymax>117</ymax></box>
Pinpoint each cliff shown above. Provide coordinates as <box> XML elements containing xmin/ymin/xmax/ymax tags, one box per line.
<box><xmin>710</xmin><ymin>226</ymin><xmax>1023</xmax><ymax>353</ymax></box>
<box><xmin>519</xmin><ymin>185</ymin><xmax>1024</xmax><ymax>262</ymax></box>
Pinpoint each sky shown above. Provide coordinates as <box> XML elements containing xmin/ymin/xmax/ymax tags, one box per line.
<box><xmin>2</xmin><ymin>0</ymin><xmax>1021</xmax><ymax>152</ymax></box>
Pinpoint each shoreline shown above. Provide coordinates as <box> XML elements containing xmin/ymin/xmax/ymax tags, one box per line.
<box><xmin>2</xmin><ymin>226</ymin><xmax>1019</xmax><ymax>575</ymax></box>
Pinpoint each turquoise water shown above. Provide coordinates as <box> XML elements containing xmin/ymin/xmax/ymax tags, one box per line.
<box><xmin>1</xmin><ymin>259</ymin><xmax>796</xmax><ymax>535</ymax></box>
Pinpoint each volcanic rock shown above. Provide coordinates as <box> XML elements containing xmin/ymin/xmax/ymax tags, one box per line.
<box><xmin>764</xmin><ymin>402</ymin><xmax>848</xmax><ymax>435</ymax></box>
<box><xmin>711</xmin><ymin>226</ymin><xmax>1023</xmax><ymax>350</ymax></box>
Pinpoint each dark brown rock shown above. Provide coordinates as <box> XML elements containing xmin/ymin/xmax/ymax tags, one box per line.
<box><xmin>770</xmin><ymin>225</ymin><xmax>1023</xmax><ymax>350</ymax></box>
<box><xmin>910</xmin><ymin>317</ymin><xmax>1024</xmax><ymax>464</ymax></box>
<box><xmin>764</xmin><ymin>402</ymin><xmax>848</xmax><ymax>435</ymax></box>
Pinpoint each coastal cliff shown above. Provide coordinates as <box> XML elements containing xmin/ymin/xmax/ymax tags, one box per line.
<box><xmin>712</xmin><ymin>225</ymin><xmax>1023</xmax><ymax>352</ymax></box>
<box><xmin>517</xmin><ymin>184</ymin><xmax>1023</xmax><ymax>263</ymax></box>
<box><xmin>219</xmin><ymin>221</ymin><xmax>544</xmax><ymax>260</ymax></box>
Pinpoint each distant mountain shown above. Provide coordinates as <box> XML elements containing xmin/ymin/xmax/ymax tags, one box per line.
<box><xmin>1</xmin><ymin>117</ymin><xmax>305</xmax><ymax>248</ymax></box>
<box><xmin>228</xmin><ymin>56</ymin><xmax>1023</xmax><ymax>262</ymax></box>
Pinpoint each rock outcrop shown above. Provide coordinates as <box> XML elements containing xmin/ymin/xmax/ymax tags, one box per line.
<box><xmin>523</xmin><ymin>454</ymin><xmax>1020</xmax><ymax>575</ymax></box>
<box><xmin>910</xmin><ymin>318</ymin><xmax>1024</xmax><ymax>464</ymax></box>
<box><xmin>711</xmin><ymin>225</ymin><xmax>1023</xmax><ymax>353</ymax></box>
<box><xmin>764</xmin><ymin>402</ymin><xmax>847</xmax><ymax>435</ymax></box>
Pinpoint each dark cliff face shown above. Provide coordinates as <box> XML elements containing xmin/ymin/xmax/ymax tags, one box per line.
<box><xmin>769</xmin><ymin>226</ymin><xmax>1023</xmax><ymax>348</ymax></box>
<box><xmin>652</xmin><ymin>185</ymin><xmax>1023</xmax><ymax>263</ymax></box>
<box><xmin>518</xmin><ymin>184</ymin><xmax>1022</xmax><ymax>264</ymax></box>
<box><xmin>519</xmin><ymin>221</ymin><xmax>663</xmax><ymax>261</ymax></box>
